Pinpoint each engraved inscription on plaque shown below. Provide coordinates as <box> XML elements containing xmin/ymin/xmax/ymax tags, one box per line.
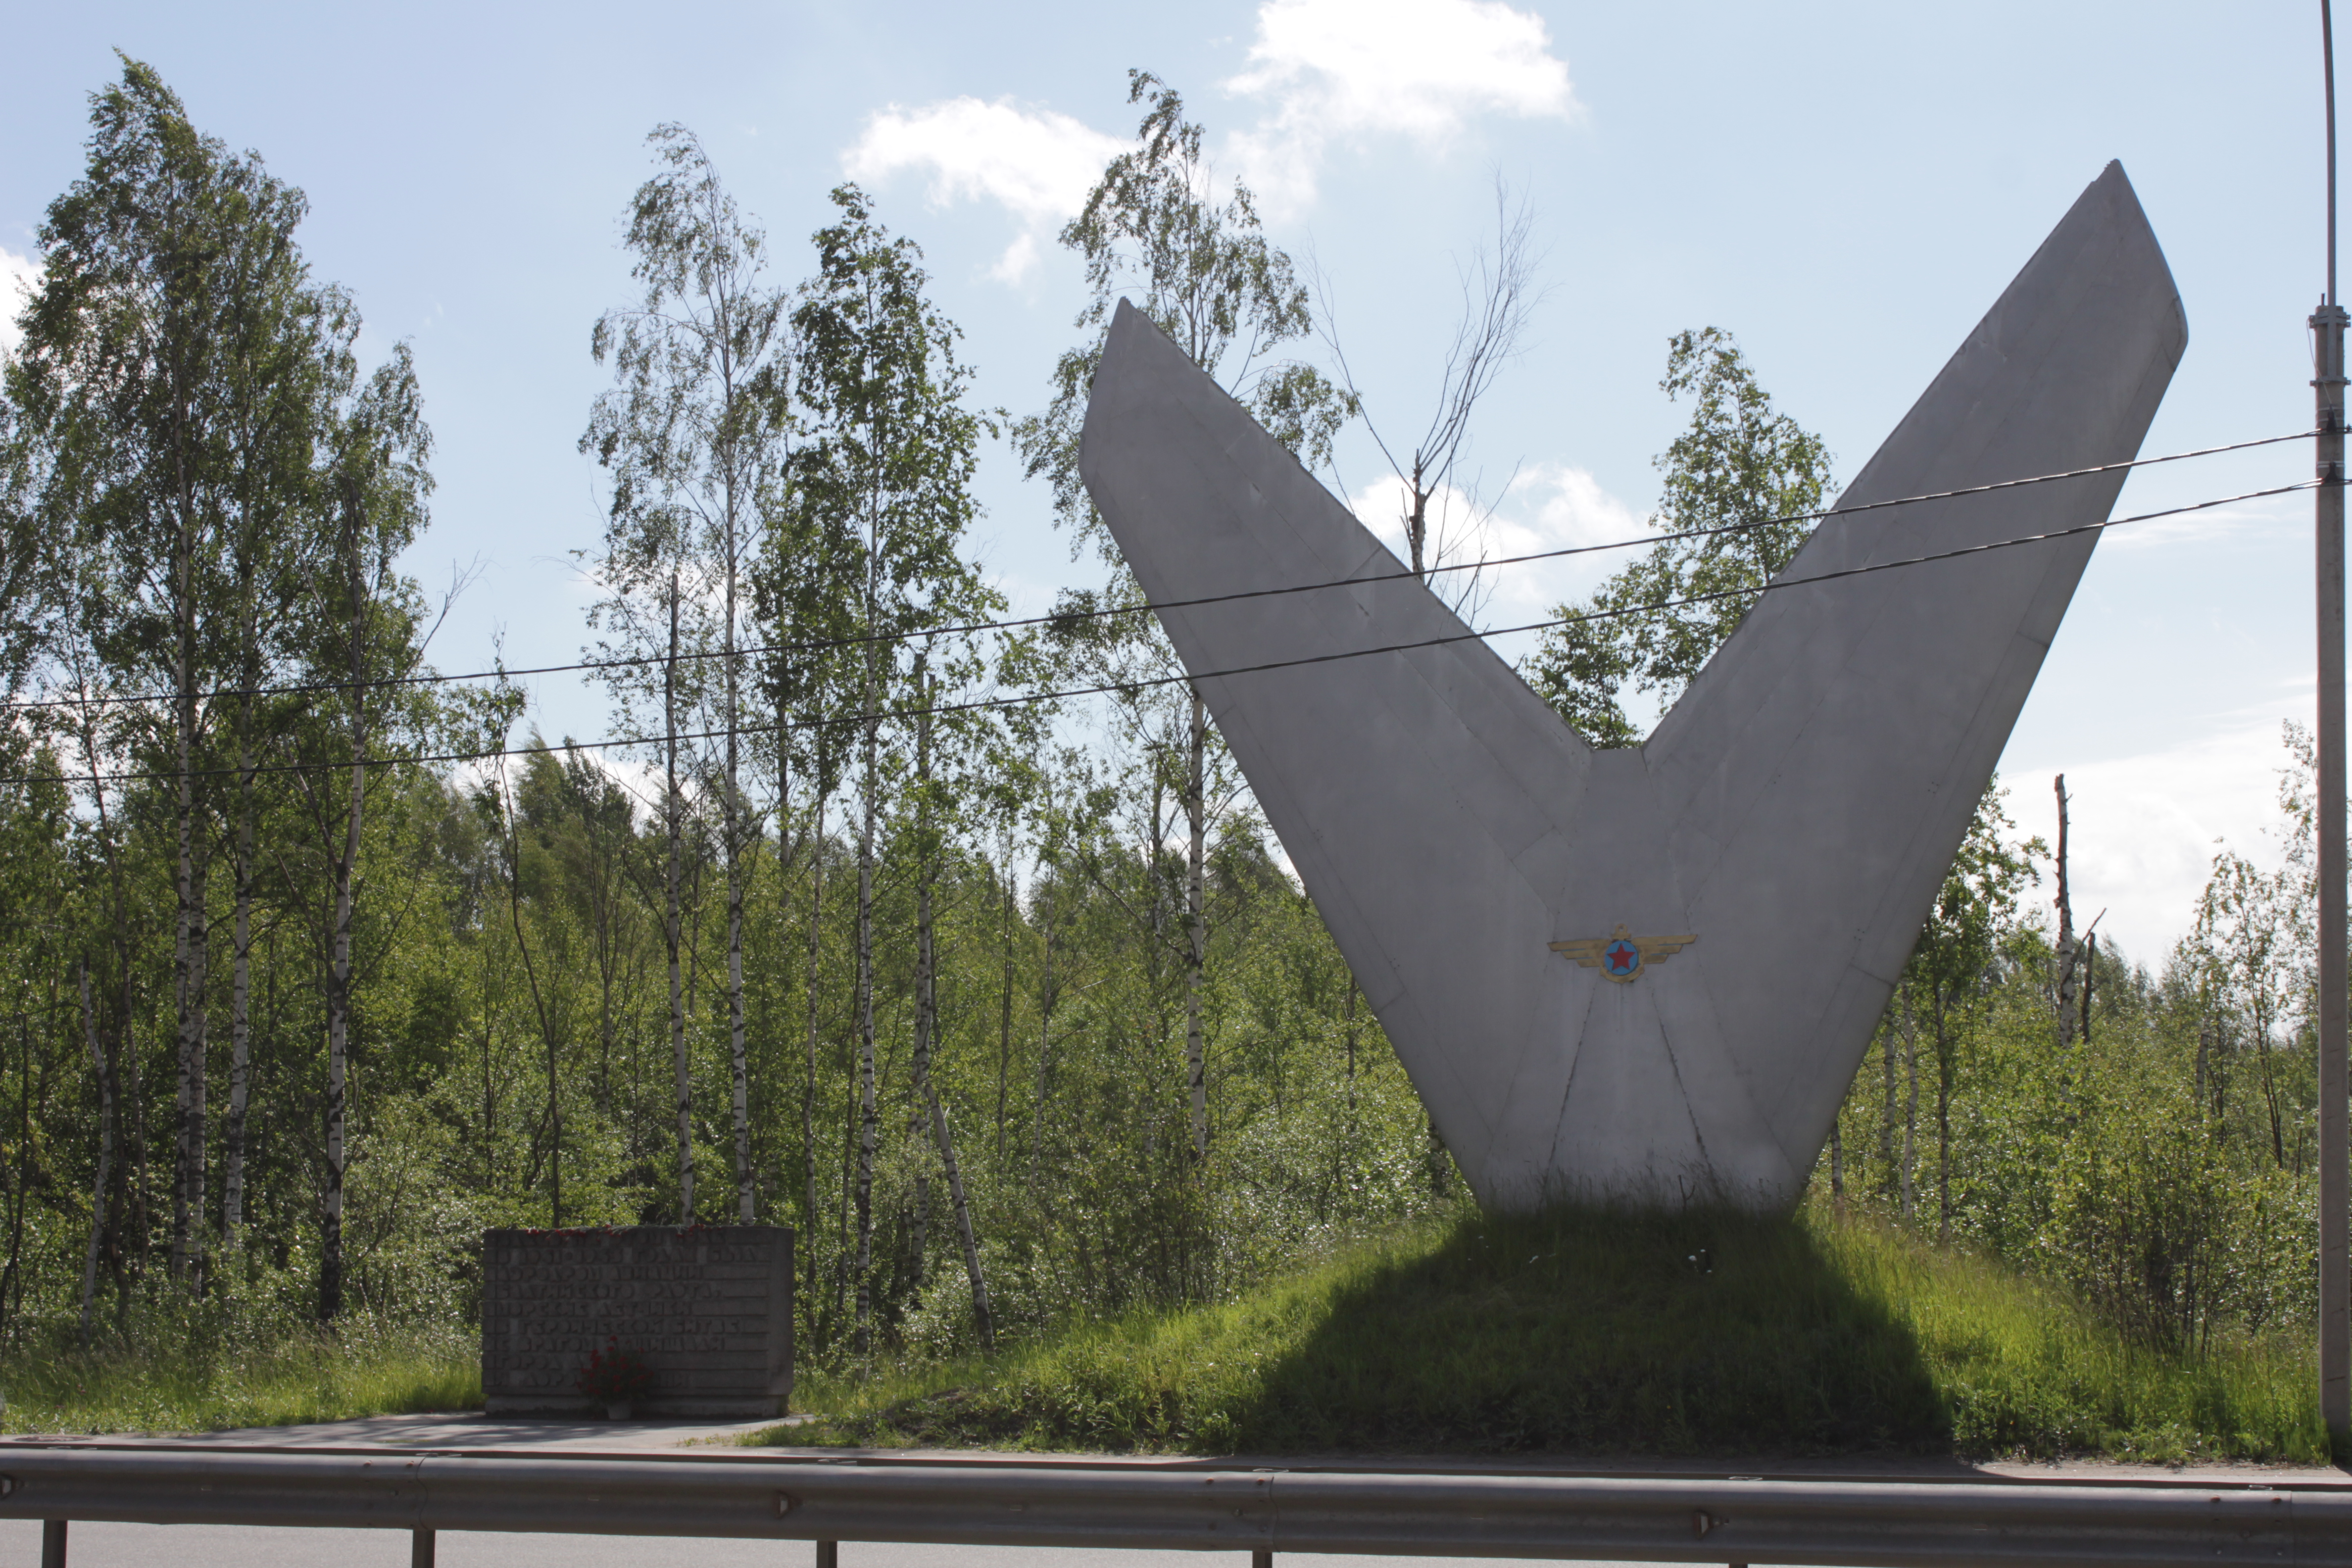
<box><xmin>480</xmin><ymin>1225</ymin><xmax>793</xmax><ymax>1418</ymax></box>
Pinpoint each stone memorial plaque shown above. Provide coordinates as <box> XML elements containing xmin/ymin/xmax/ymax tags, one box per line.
<box><xmin>481</xmin><ymin>1225</ymin><xmax>793</xmax><ymax>1417</ymax></box>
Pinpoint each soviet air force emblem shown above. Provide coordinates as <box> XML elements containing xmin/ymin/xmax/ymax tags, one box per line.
<box><xmin>1549</xmin><ymin>924</ymin><xmax>1698</xmax><ymax>983</ymax></box>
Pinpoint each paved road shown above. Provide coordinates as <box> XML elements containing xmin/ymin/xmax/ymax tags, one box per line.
<box><xmin>121</xmin><ymin>1409</ymin><xmax>787</xmax><ymax>1451</ymax></box>
<box><xmin>0</xmin><ymin>1522</ymin><xmax>1802</xmax><ymax>1568</ymax></box>
<box><xmin>0</xmin><ymin>1521</ymin><xmax>1286</xmax><ymax>1567</ymax></box>
<box><xmin>18</xmin><ymin>1408</ymin><xmax>2337</xmax><ymax>1481</ymax></box>
<box><xmin>0</xmin><ymin>1412</ymin><xmax>2336</xmax><ymax>1567</ymax></box>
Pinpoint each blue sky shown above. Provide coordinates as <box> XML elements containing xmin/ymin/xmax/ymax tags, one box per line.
<box><xmin>0</xmin><ymin>0</ymin><xmax>2331</xmax><ymax>962</ymax></box>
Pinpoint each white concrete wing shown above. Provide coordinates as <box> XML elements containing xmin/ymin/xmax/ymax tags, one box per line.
<box><xmin>1077</xmin><ymin>161</ymin><xmax>2186</xmax><ymax>1211</ymax></box>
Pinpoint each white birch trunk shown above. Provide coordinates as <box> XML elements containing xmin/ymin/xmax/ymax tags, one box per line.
<box><xmin>223</xmin><ymin>747</ymin><xmax>252</xmax><ymax>1246</ymax></box>
<box><xmin>1031</xmin><ymin>872</ymin><xmax>1054</xmax><ymax>1184</ymax></box>
<box><xmin>1344</xmin><ymin>984</ymin><xmax>1359</xmax><ymax>1115</ymax></box>
<box><xmin>78</xmin><ymin>961</ymin><xmax>114</xmax><ymax>1346</ymax></box>
<box><xmin>726</xmin><ymin>538</ymin><xmax>753</xmax><ymax>1224</ymax></box>
<box><xmin>996</xmin><ymin>859</ymin><xmax>1015</xmax><ymax>1161</ymax></box>
<box><xmin>323</xmin><ymin>641</ymin><xmax>363</xmax><ymax>1322</ymax></box>
<box><xmin>1899</xmin><ymin>998</ymin><xmax>1919</xmax><ymax>1224</ymax></box>
<box><xmin>172</xmin><ymin>582</ymin><xmax>204</xmax><ymax>1288</ymax></box>
<box><xmin>911</xmin><ymin>682</ymin><xmax>994</xmax><ymax>1347</ymax></box>
<box><xmin>1879</xmin><ymin>1019</ymin><xmax>1898</xmax><ymax>1196</ymax></box>
<box><xmin>803</xmin><ymin>793</ymin><xmax>825</xmax><ymax>1305</ymax></box>
<box><xmin>927</xmin><ymin>1085</ymin><xmax>993</xmax><ymax>1350</ymax></box>
<box><xmin>666</xmin><ymin>572</ymin><xmax>693</xmax><ymax>1222</ymax></box>
<box><xmin>728</xmin><ymin>792</ymin><xmax>752</xmax><ymax>1224</ymax></box>
<box><xmin>852</xmin><ymin>544</ymin><xmax>880</xmax><ymax>1357</ymax></box>
<box><xmin>1183</xmin><ymin>689</ymin><xmax>1208</xmax><ymax>1160</ymax></box>
<box><xmin>1935</xmin><ymin>1000</ymin><xmax>1953</xmax><ymax>1244</ymax></box>
<box><xmin>2054</xmin><ymin>774</ymin><xmax>2079</xmax><ymax>1051</ymax></box>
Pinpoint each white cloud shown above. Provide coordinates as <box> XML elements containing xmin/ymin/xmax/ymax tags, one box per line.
<box><xmin>2004</xmin><ymin>712</ymin><xmax>2306</xmax><ymax>966</ymax></box>
<box><xmin>843</xmin><ymin>98</ymin><xmax>1126</xmax><ymax>282</ymax></box>
<box><xmin>1347</xmin><ymin>460</ymin><xmax>1642</xmax><ymax>635</ymax></box>
<box><xmin>0</xmin><ymin>246</ymin><xmax>41</xmax><ymax>357</ymax></box>
<box><xmin>1225</xmin><ymin>0</ymin><xmax>1579</xmax><ymax>210</ymax></box>
<box><xmin>838</xmin><ymin>0</ymin><xmax>1578</xmax><ymax>281</ymax></box>
<box><xmin>1349</xmin><ymin>471</ymin><xmax>1448</xmax><ymax>557</ymax></box>
<box><xmin>1512</xmin><ymin>461</ymin><xmax>1642</xmax><ymax>548</ymax></box>
<box><xmin>2100</xmin><ymin>486</ymin><xmax>2303</xmax><ymax>553</ymax></box>
<box><xmin>1488</xmin><ymin>462</ymin><xmax>1644</xmax><ymax>633</ymax></box>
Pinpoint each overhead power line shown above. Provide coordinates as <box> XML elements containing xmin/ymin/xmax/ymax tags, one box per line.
<box><xmin>0</xmin><ymin>429</ymin><xmax>2311</xmax><ymax>720</ymax></box>
<box><xmin>2</xmin><ymin>478</ymin><xmax>2310</xmax><ymax>792</ymax></box>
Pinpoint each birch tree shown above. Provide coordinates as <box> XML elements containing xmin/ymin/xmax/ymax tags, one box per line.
<box><xmin>756</xmin><ymin>454</ymin><xmax>860</xmax><ymax>1298</ymax></box>
<box><xmin>290</xmin><ymin>343</ymin><xmax>432</xmax><ymax>1319</ymax></box>
<box><xmin>75</xmin><ymin>958</ymin><xmax>113</xmax><ymax>1343</ymax></box>
<box><xmin>791</xmin><ymin>183</ymin><xmax>989</xmax><ymax>1356</ymax></box>
<box><xmin>1014</xmin><ymin>71</ymin><xmax>1352</xmax><ymax>539</ymax></box>
<box><xmin>1015</xmin><ymin>71</ymin><xmax>1352</xmax><ymax>1161</ymax></box>
<box><xmin>7</xmin><ymin>58</ymin><xmax>344</xmax><ymax>1288</ymax></box>
<box><xmin>218</xmin><ymin>275</ymin><xmax>341</xmax><ymax>1256</ymax></box>
<box><xmin>1524</xmin><ymin>328</ymin><xmax>1832</xmax><ymax>746</ymax></box>
<box><xmin>584</xmin><ymin>126</ymin><xmax>791</xmax><ymax>1225</ymax></box>
<box><xmin>1898</xmin><ymin>786</ymin><xmax>2038</xmax><ymax>1240</ymax></box>
<box><xmin>1323</xmin><ymin>180</ymin><xmax>1544</xmax><ymax>618</ymax></box>
<box><xmin>903</xmin><ymin>646</ymin><xmax>1008</xmax><ymax>1349</ymax></box>
<box><xmin>2192</xmin><ymin>849</ymin><xmax>2308</xmax><ymax>1170</ymax></box>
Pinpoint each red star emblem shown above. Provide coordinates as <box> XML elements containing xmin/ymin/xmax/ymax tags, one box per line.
<box><xmin>1551</xmin><ymin>926</ymin><xmax>1696</xmax><ymax>983</ymax></box>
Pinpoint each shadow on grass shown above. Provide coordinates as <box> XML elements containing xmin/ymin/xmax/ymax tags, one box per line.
<box><xmin>1210</xmin><ymin>1204</ymin><xmax>1947</xmax><ymax>1454</ymax></box>
<box><xmin>775</xmin><ymin>1204</ymin><xmax>1955</xmax><ymax>1456</ymax></box>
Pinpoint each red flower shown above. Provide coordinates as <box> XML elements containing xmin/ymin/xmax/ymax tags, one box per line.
<box><xmin>576</xmin><ymin>1337</ymin><xmax>654</xmax><ymax>1402</ymax></box>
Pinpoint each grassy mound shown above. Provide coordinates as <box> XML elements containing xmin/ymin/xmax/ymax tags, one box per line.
<box><xmin>0</xmin><ymin>1317</ymin><xmax>480</xmax><ymax>1434</ymax></box>
<box><xmin>762</xmin><ymin>1206</ymin><xmax>2323</xmax><ymax>1462</ymax></box>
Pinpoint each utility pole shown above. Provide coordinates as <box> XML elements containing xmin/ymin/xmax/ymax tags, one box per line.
<box><xmin>2317</xmin><ymin>0</ymin><xmax>2350</xmax><ymax>1453</ymax></box>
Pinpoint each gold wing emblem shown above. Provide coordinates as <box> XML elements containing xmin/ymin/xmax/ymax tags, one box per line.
<box><xmin>1548</xmin><ymin>923</ymin><xmax>1699</xmax><ymax>983</ymax></box>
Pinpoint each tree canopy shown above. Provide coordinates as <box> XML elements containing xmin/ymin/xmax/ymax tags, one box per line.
<box><xmin>0</xmin><ymin>63</ymin><xmax>2319</xmax><ymax>1389</ymax></box>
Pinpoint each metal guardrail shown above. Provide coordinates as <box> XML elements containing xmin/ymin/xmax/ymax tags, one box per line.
<box><xmin>1</xmin><ymin>1442</ymin><xmax>2349</xmax><ymax>1568</ymax></box>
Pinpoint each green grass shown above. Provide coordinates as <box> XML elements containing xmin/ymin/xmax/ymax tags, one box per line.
<box><xmin>0</xmin><ymin>1316</ymin><xmax>481</xmax><ymax>1435</ymax></box>
<box><xmin>758</xmin><ymin>1205</ymin><xmax>2326</xmax><ymax>1462</ymax></box>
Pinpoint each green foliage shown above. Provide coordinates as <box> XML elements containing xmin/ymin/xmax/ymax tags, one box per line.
<box><xmin>791</xmin><ymin>182</ymin><xmax>998</xmax><ymax>651</ymax></box>
<box><xmin>582</xmin><ymin>121</ymin><xmax>792</xmax><ymax>741</ymax></box>
<box><xmin>1523</xmin><ymin>327</ymin><xmax>1832</xmax><ymax>745</ymax></box>
<box><xmin>1829</xmin><ymin>727</ymin><xmax>2326</xmax><ymax>1358</ymax></box>
<box><xmin>1</xmin><ymin>54</ymin><xmax>439</xmax><ymax>1319</ymax></box>
<box><xmin>0</xmin><ymin>64</ymin><xmax>2335</xmax><ymax>1461</ymax></box>
<box><xmin>763</xmin><ymin>1201</ymin><xmax>2320</xmax><ymax>1461</ymax></box>
<box><xmin>0</xmin><ymin>1302</ymin><xmax>476</xmax><ymax>1435</ymax></box>
<box><xmin>1012</xmin><ymin>70</ymin><xmax>1354</xmax><ymax>559</ymax></box>
<box><xmin>1898</xmin><ymin>783</ymin><xmax>2046</xmax><ymax>1239</ymax></box>
<box><xmin>584</xmin><ymin>122</ymin><xmax>791</xmax><ymax>535</ymax></box>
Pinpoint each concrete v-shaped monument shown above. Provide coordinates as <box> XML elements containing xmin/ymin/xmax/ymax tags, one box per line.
<box><xmin>1078</xmin><ymin>161</ymin><xmax>2186</xmax><ymax>1211</ymax></box>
